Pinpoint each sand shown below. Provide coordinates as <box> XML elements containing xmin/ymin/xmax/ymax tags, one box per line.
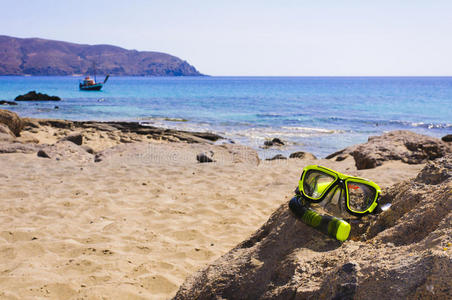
<box><xmin>0</xmin><ymin>123</ymin><xmax>425</xmax><ymax>299</ymax></box>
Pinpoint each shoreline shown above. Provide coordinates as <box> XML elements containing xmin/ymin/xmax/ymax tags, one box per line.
<box><xmin>0</xmin><ymin>109</ymin><xmax>450</xmax><ymax>299</ymax></box>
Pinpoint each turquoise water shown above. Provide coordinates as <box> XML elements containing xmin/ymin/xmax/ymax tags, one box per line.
<box><xmin>1</xmin><ymin>76</ymin><xmax>451</xmax><ymax>158</ymax></box>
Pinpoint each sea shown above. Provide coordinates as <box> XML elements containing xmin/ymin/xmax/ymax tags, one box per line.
<box><xmin>1</xmin><ymin>76</ymin><xmax>451</xmax><ymax>159</ymax></box>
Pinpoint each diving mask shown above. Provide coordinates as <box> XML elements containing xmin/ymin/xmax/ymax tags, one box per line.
<box><xmin>296</xmin><ymin>165</ymin><xmax>381</xmax><ymax>219</ymax></box>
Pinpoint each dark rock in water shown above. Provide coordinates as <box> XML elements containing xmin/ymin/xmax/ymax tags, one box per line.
<box><xmin>174</xmin><ymin>155</ymin><xmax>452</xmax><ymax>300</ymax></box>
<box><xmin>37</xmin><ymin>149</ymin><xmax>50</xmax><ymax>158</ymax></box>
<box><xmin>0</xmin><ymin>109</ymin><xmax>24</xmax><ymax>136</ymax></box>
<box><xmin>265</xmin><ymin>154</ymin><xmax>287</xmax><ymax>161</ymax></box>
<box><xmin>442</xmin><ymin>134</ymin><xmax>452</xmax><ymax>142</ymax></box>
<box><xmin>59</xmin><ymin>132</ymin><xmax>83</xmax><ymax>145</ymax></box>
<box><xmin>197</xmin><ymin>152</ymin><xmax>214</xmax><ymax>163</ymax></box>
<box><xmin>15</xmin><ymin>91</ymin><xmax>61</xmax><ymax>101</ymax></box>
<box><xmin>326</xmin><ymin>130</ymin><xmax>452</xmax><ymax>170</ymax></box>
<box><xmin>263</xmin><ymin>138</ymin><xmax>285</xmax><ymax>147</ymax></box>
<box><xmin>0</xmin><ymin>100</ymin><xmax>17</xmax><ymax>105</ymax></box>
<box><xmin>289</xmin><ymin>151</ymin><xmax>317</xmax><ymax>160</ymax></box>
<box><xmin>54</xmin><ymin>106</ymin><xmax>59</xmax><ymax>109</ymax></box>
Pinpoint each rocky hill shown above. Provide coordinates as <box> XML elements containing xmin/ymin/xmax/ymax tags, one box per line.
<box><xmin>0</xmin><ymin>35</ymin><xmax>202</xmax><ymax>76</ymax></box>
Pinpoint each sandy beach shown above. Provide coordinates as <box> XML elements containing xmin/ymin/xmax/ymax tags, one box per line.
<box><xmin>0</xmin><ymin>111</ymin><xmax>435</xmax><ymax>299</ymax></box>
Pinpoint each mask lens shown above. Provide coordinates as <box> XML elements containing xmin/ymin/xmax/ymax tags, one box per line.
<box><xmin>303</xmin><ymin>170</ymin><xmax>335</xmax><ymax>199</ymax></box>
<box><xmin>347</xmin><ymin>181</ymin><xmax>377</xmax><ymax>212</ymax></box>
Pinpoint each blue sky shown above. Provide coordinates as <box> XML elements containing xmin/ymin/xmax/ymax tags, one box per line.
<box><xmin>2</xmin><ymin>0</ymin><xmax>452</xmax><ymax>76</ymax></box>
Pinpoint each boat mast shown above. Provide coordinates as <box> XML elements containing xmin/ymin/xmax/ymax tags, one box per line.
<box><xmin>92</xmin><ymin>62</ymin><xmax>97</xmax><ymax>83</ymax></box>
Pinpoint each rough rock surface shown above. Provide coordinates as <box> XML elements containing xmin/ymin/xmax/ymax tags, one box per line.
<box><xmin>14</xmin><ymin>91</ymin><xmax>61</xmax><ymax>101</ymax></box>
<box><xmin>34</xmin><ymin>119</ymin><xmax>223</xmax><ymax>144</ymax></box>
<box><xmin>289</xmin><ymin>151</ymin><xmax>317</xmax><ymax>160</ymax></box>
<box><xmin>326</xmin><ymin>130</ymin><xmax>451</xmax><ymax>169</ymax></box>
<box><xmin>0</xmin><ymin>123</ymin><xmax>14</xmax><ymax>137</ymax></box>
<box><xmin>174</xmin><ymin>155</ymin><xmax>452</xmax><ymax>299</ymax></box>
<box><xmin>0</xmin><ymin>143</ymin><xmax>42</xmax><ymax>154</ymax></box>
<box><xmin>0</xmin><ymin>109</ymin><xmax>24</xmax><ymax>136</ymax></box>
<box><xmin>442</xmin><ymin>134</ymin><xmax>452</xmax><ymax>142</ymax></box>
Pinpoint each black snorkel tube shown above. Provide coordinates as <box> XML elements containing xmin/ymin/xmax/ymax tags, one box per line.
<box><xmin>289</xmin><ymin>196</ymin><xmax>351</xmax><ymax>241</ymax></box>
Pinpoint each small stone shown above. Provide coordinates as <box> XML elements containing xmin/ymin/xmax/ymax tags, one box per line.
<box><xmin>37</xmin><ymin>149</ymin><xmax>50</xmax><ymax>158</ymax></box>
<box><xmin>59</xmin><ymin>132</ymin><xmax>83</xmax><ymax>145</ymax></box>
<box><xmin>197</xmin><ymin>153</ymin><xmax>214</xmax><ymax>163</ymax></box>
<box><xmin>341</xmin><ymin>263</ymin><xmax>356</xmax><ymax>274</ymax></box>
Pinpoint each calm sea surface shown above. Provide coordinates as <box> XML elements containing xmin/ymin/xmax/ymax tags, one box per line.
<box><xmin>1</xmin><ymin>76</ymin><xmax>451</xmax><ymax>158</ymax></box>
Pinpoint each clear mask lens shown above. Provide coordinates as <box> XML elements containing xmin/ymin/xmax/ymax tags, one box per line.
<box><xmin>303</xmin><ymin>170</ymin><xmax>335</xmax><ymax>199</ymax></box>
<box><xmin>347</xmin><ymin>181</ymin><xmax>377</xmax><ymax>213</ymax></box>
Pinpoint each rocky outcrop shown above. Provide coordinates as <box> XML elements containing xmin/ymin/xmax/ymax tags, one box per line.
<box><xmin>442</xmin><ymin>134</ymin><xmax>452</xmax><ymax>142</ymax></box>
<box><xmin>15</xmin><ymin>91</ymin><xmax>61</xmax><ymax>101</ymax></box>
<box><xmin>0</xmin><ymin>100</ymin><xmax>17</xmax><ymax>105</ymax></box>
<box><xmin>263</xmin><ymin>138</ymin><xmax>285</xmax><ymax>148</ymax></box>
<box><xmin>174</xmin><ymin>155</ymin><xmax>452</xmax><ymax>299</ymax></box>
<box><xmin>289</xmin><ymin>151</ymin><xmax>317</xmax><ymax>160</ymax></box>
<box><xmin>0</xmin><ymin>109</ymin><xmax>23</xmax><ymax>136</ymax></box>
<box><xmin>33</xmin><ymin>119</ymin><xmax>223</xmax><ymax>144</ymax></box>
<box><xmin>326</xmin><ymin>130</ymin><xmax>451</xmax><ymax>169</ymax></box>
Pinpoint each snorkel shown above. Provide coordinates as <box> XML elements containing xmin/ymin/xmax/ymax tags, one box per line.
<box><xmin>289</xmin><ymin>196</ymin><xmax>351</xmax><ymax>241</ymax></box>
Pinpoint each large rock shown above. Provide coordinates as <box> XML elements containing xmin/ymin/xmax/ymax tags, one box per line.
<box><xmin>175</xmin><ymin>155</ymin><xmax>452</xmax><ymax>299</ymax></box>
<box><xmin>0</xmin><ymin>109</ymin><xmax>23</xmax><ymax>136</ymax></box>
<box><xmin>15</xmin><ymin>91</ymin><xmax>61</xmax><ymax>101</ymax></box>
<box><xmin>326</xmin><ymin>130</ymin><xmax>451</xmax><ymax>169</ymax></box>
<box><xmin>289</xmin><ymin>151</ymin><xmax>317</xmax><ymax>160</ymax></box>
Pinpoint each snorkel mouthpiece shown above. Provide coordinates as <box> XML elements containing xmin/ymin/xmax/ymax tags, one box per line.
<box><xmin>289</xmin><ymin>197</ymin><xmax>351</xmax><ymax>241</ymax></box>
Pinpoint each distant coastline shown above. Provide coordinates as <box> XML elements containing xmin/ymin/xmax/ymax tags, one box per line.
<box><xmin>0</xmin><ymin>35</ymin><xmax>203</xmax><ymax>76</ymax></box>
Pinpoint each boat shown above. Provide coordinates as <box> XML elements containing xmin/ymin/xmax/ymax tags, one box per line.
<box><xmin>79</xmin><ymin>63</ymin><xmax>109</xmax><ymax>91</ymax></box>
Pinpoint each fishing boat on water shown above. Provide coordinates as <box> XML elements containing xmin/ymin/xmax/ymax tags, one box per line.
<box><xmin>79</xmin><ymin>63</ymin><xmax>110</xmax><ymax>91</ymax></box>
